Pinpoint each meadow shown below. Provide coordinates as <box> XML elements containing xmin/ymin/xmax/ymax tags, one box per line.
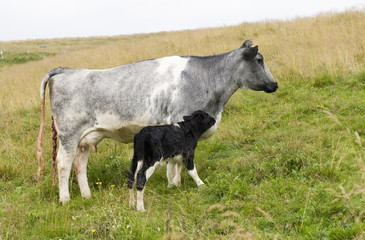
<box><xmin>0</xmin><ymin>10</ymin><xmax>364</xmax><ymax>239</ymax></box>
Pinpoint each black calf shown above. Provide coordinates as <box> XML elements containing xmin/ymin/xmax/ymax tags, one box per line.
<box><xmin>128</xmin><ymin>110</ymin><xmax>216</xmax><ymax>211</ymax></box>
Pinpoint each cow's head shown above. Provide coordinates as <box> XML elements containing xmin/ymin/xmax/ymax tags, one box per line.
<box><xmin>183</xmin><ymin>110</ymin><xmax>216</xmax><ymax>134</ymax></box>
<box><xmin>235</xmin><ymin>39</ymin><xmax>278</xmax><ymax>93</ymax></box>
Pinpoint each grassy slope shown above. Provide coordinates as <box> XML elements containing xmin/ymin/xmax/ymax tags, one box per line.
<box><xmin>0</xmin><ymin>10</ymin><xmax>365</xmax><ymax>239</ymax></box>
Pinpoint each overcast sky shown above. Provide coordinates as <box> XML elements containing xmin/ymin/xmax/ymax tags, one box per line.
<box><xmin>0</xmin><ymin>0</ymin><xmax>363</xmax><ymax>41</ymax></box>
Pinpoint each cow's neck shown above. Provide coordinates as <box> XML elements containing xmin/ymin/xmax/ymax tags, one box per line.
<box><xmin>189</xmin><ymin>50</ymin><xmax>241</xmax><ymax>116</ymax></box>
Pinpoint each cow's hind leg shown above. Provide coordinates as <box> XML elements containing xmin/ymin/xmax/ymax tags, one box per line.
<box><xmin>73</xmin><ymin>146</ymin><xmax>91</xmax><ymax>199</ymax></box>
<box><xmin>57</xmin><ymin>143</ymin><xmax>77</xmax><ymax>204</ymax></box>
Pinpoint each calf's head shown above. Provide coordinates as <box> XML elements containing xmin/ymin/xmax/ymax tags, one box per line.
<box><xmin>235</xmin><ymin>39</ymin><xmax>278</xmax><ymax>93</ymax></box>
<box><xmin>183</xmin><ymin>110</ymin><xmax>216</xmax><ymax>135</ymax></box>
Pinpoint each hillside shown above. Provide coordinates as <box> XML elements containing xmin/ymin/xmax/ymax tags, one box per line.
<box><xmin>0</xmin><ymin>10</ymin><xmax>364</xmax><ymax>239</ymax></box>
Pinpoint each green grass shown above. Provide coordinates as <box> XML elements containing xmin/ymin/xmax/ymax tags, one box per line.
<box><xmin>1</xmin><ymin>70</ymin><xmax>364</xmax><ymax>239</ymax></box>
<box><xmin>0</xmin><ymin>52</ymin><xmax>56</xmax><ymax>68</ymax></box>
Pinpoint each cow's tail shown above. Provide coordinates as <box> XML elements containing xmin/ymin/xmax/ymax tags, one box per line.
<box><xmin>36</xmin><ymin>67</ymin><xmax>68</xmax><ymax>182</ymax></box>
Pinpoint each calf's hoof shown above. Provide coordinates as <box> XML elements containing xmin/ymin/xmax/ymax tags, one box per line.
<box><xmin>129</xmin><ymin>199</ymin><xmax>136</xmax><ymax>209</ymax></box>
<box><xmin>197</xmin><ymin>183</ymin><xmax>206</xmax><ymax>190</ymax></box>
<box><xmin>136</xmin><ymin>206</ymin><xmax>145</xmax><ymax>212</ymax></box>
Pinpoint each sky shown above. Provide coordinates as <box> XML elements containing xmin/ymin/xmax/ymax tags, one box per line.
<box><xmin>0</xmin><ymin>0</ymin><xmax>363</xmax><ymax>41</ymax></box>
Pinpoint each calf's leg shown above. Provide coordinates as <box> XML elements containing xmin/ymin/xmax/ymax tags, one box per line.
<box><xmin>128</xmin><ymin>159</ymin><xmax>143</xmax><ymax>208</ymax></box>
<box><xmin>136</xmin><ymin>163</ymin><xmax>157</xmax><ymax>211</ymax></box>
<box><xmin>185</xmin><ymin>154</ymin><xmax>204</xmax><ymax>187</ymax></box>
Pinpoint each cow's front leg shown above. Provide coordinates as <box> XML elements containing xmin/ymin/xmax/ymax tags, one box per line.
<box><xmin>166</xmin><ymin>161</ymin><xmax>177</xmax><ymax>188</ymax></box>
<box><xmin>57</xmin><ymin>144</ymin><xmax>76</xmax><ymax>204</ymax></box>
<box><xmin>173</xmin><ymin>162</ymin><xmax>182</xmax><ymax>187</ymax></box>
<box><xmin>73</xmin><ymin>146</ymin><xmax>91</xmax><ymax>199</ymax></box>
<box><xmin>185</xmin><ymin>153</ymin><xmax>204</xmax><ymax>187</ymax></box>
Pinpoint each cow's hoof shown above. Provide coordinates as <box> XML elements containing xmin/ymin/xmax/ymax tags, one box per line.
<box><xmin>81</xmin><ymin>192</ymin><xmax>91</xmax><ymax>199</ymax></box>
<box><xmin>59</xmin><ymin>197</ymin><xmax>70</xmax><ymax>205</ymax></box>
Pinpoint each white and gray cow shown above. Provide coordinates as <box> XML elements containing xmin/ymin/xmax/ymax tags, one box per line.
<box><xmin>36</xmin><ymin>39</ymin><xmax>278</xmax><ymax>204</ymax></box>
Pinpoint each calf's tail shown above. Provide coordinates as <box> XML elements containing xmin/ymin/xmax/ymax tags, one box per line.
<box><xmin>128</xmin><ymin>134</ymin><xmax>144</xmax><ymax>189</ymax></box>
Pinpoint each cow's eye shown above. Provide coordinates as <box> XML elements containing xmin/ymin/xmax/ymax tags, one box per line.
<box><xmin>257</xmin><ymin>58</ymin><xmax>263</xmax><ymax>64</ymax></box>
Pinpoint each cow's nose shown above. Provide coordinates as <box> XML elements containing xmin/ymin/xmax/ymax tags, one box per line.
<box><xmin>272</xmin><ymin>82</ymin><xmax>278</xmax><ymax>90</ymax></box>
<box><xmin>265</xmin><ymin>82</ymin><xmax>278</xmax><ymax>93</ymax></box>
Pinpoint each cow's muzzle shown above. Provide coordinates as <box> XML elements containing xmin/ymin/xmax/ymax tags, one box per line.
<box><xmin>264</xmin><ymin>82</ymin><xmax>278</xmax><ymax>93</ymax></box>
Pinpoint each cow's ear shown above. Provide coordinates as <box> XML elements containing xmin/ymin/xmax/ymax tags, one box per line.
<box><xmin>243</xmin><ymin>46</ymin><xmax>258</xmax><ymax>60</ymax></box>
<box><xmin>183</xmin><ymin>116</ymin><xmax>190</xmax><ymax>121</ymax></box>
<box><xmin>241</xmin><ymin>39</ymin><xmax>253</xmax><ymax>48</ymax></box>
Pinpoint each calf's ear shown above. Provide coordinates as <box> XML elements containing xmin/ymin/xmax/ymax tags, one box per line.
<box><xmin>243</xmin><ymin>46</ymin><xmax>258</xmax><ymax>60</ymax></box>
<box><xmin>183</xmin><ymin>116</ymin><xmax>190</xmax><ymax>121</ymax></box>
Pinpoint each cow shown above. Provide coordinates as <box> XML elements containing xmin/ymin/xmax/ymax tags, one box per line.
<box><xmin>36</xmin><ymin>39</ymin><xmax>278</xmax><ymax>204</ymax></box>
<box><xmin>128</xmin><ymin>110</ymin><xmax>216</xmax><ymax>211</ymax></box>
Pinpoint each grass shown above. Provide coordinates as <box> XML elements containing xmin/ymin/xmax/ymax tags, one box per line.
<box><xmin>1</xmin><ymin>9</ymin><xmax>365</xmax><ymax>239</ymax></box>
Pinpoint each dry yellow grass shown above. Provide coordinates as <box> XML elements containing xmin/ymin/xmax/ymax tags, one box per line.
<box><xmin>0</xmin><ymin>10</ymin><xmax>364</xmax><ymax>113</ymax></box>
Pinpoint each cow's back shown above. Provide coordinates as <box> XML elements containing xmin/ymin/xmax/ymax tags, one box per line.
<box><xmin>49</xmin><ymin>56</ymin><xmax>192</xmax><ymax>146</ymax></box>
